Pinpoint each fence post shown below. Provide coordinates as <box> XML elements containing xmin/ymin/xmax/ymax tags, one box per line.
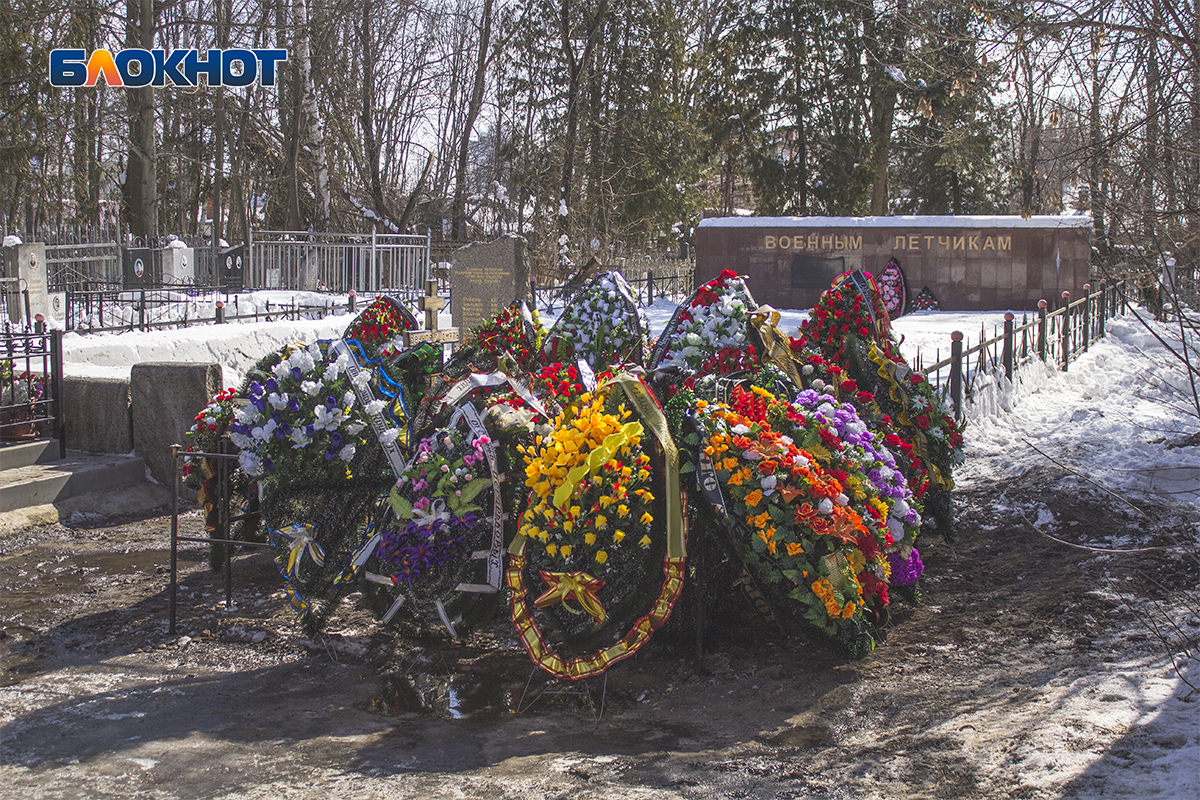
<box><xmin>1060</xmin><ymin>291</ymin><xmax>1071</xmax><ymax>371</ymax></box>
<box><xmin>1002</xmin><ymin>312</ymin><xmax>1014</xmax><ymax>380</ymax></box>
<box><xmin>215</xmin><ymin>300</ymin><xmax>225</xmax><ymax>324</ymax></box>
<box><xmin>1037</xmin><ymin>299</ymin><xmax>1047</xmax><ymax>361</ymax></box>
<box><xmin>348</xmin><ymin>290</ymin><xmax>356</xmax><ymax>314</ymax></box>
<box><xmin>1098</xmin><ymin>279</ymin><xmax>1107</xmax><ymax>338</ymax></box>
<box><xmin>1082</xmin><ymin>283</ymin><xmax>1091</xmax><ymax>351</ymax></box>
<box><xmin>647</xmin><ymin>268</ymin><xmax>655</xmax><ymax>305</ymax></box>
<box><xmin>1120</xmin><ymin>279</ymin><xmax>1127</xmax><ymax>315</ymax></box>
<box><xmin>34</xmin><ymin>313</ymin><xmax>45</xmax><ymax>335</ymax></box>
<box><xmin>50</xmin><ymin>329</ymin><xmax>65</xmax><ymax>458</ymax></box>
<box><xmin>950</xmin><ymin>330</ymin><xmax>964</xmax><ymax>419</ymax></box>
<box><xmin>139</xmin><ymin>289</ymin><xmax>146</xmax><ymax>331</ymax></box>
<box><xmin>530</xmin><ymin>277</ymin><xmax>537</xmax><ymax>310</ymax></box>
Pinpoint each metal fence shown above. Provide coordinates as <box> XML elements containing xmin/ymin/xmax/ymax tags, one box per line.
<box><xmin>531</xmin><ymin>262</ymin><xmax>695</xmax><ymax>315</ymax></box>
<box><xmin>918</xmin><ymin>280</ymin><xmax>1128</xmax><ymax>418</ymax></box>
<box><xmin>1</xmin><ymin>326</ymin><xmax>64</xmax><ymax>450</ymax></box>
<box><xmin>249</xmin><ymin>231</ymin><xmax>431</xmax><ymax>295</ymax></box>
<box><xmin>67</xmin><ymin>287</ymin><xmax>364</xmax><ymax>334</ymax></box>
<box><xmin>5</xmin><ymin>227</ymin><xmax>432</xmax><ymax>296</ymax></box>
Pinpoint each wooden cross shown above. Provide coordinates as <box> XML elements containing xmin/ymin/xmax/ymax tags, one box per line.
<box><xmin>403</xmin><ymin>278</ymin><xmax>461</xmax><ymax>347</ymax></box>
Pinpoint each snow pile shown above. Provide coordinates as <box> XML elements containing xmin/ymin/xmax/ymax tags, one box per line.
<box><xmin>63</xmin><ymin>314</ymin><xmax>352</xmax><ymax>388</ymax></box>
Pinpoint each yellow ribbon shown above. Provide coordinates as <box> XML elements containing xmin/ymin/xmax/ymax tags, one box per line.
<box><xmin>275</xmin><ymin>523</ymin><xmax>326</xmax><ymax>579</ymax></box>
<box><xmin>533</xmin><ymin>570</ymin><xmax>607</xmax><ymax>624</ymax></box>
<box><xmin>552</xmin><ymin>420</ymin><xmax>644</xmax><ymax>511</ymax></box>
<box><xmin>749</xmin><ymin>305</ymin><xmax>806</xmax><ymax>390</ymax></box>
<box><xmin>602</xmin><ymin>374</ymin><xmax>686</xmax><ymax>560</ymax></box>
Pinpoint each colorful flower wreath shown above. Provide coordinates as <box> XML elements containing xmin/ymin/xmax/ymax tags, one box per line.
<box><xmin>458</xmin><ymin>301</ymin><xmax>546</xmax><ymax>373</ymax></box>
<box><xmin>223</xmin><ymin>341</ymin><xmax>374</xmax><ymax>482</ymax></box>
<box><xmin>508</xmin><ymin>373</ymin><xmax>686</xmax><ymax>679</ymax></box>
<box><xmin>653</xmin><ymin>268</ymin><xmax>759</xmax><ymax>375</ymax></box>
<box><xmin>696</xmin><ymin>384</ymin><xmax>897</xmax><ymax>645</ymax></box>
<box><xmin>344</xmin><ymin>296</ymin><xmax>417</xmax><ymax>359</ymax></box>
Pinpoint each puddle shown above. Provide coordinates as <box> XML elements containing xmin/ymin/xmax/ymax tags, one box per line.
<box><xmin>360</xmin><ymin>672</ymin><xmax>520</xmax><ymax>719</ymax></box>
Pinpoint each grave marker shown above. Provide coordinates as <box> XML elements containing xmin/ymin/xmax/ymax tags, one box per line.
<box><xmin>451</xmin><ymin>234</ymin><xmax>531</xmax><ymax>334</ymax></box>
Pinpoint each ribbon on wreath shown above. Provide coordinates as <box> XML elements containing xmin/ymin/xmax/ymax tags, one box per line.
<box><xmin>533</xmin><ymin>571</ymin><xmax>607</xmax><ymax>624</ymax></box>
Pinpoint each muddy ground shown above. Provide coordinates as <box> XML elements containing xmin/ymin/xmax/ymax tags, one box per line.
<box><xmin>1</xmin><ymin>467</ymin><xmax>1197</xmax><ymax>800</ymax></box>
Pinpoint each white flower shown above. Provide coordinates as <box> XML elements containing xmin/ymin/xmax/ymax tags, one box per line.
<box><xmin>238</xmin><ymin>451</ymin><xmax>264</xmax><ymax>476</ymax></box>
<box><xmin>379</xmin><ymin>428</ymin><xmax>400</xmax><ymax>445</ymax></box>
<box><xmin>836</xmin><ymin>493</ymin><xmax>849</xmax><ymax>506</ymax></box>
<box><xmin>365</xmin><ymin>399</ymin><xmax>385</xmax><ymax>415</ymax></box>
<box><xmin>323</xmin><ymin>362</ymin><xmax>341</xmax><ymax>383</ymax></box>
<box><xmin>888</xmin><ymin>517</ymin><xmax>906</xmax><ymax>538</ymax></box>
<box><xmin>290</xmin><ymin>349</ymin><xmax>315</xmax><ymax>373</ymax></box>
<box><xmin>731</xmin><ymin>424</ymin><xmax>751</xmax><ymax>435</ymax></box>
<box><xmin>352</xmin><ymin>371</ymin><xmax>371</xmax><ymax>388</ymax></box>
<box><xmin>345</xmin><ymin>422</ymin><xmax>366</xmax><ymax>436</ymax></box>
<box><xmin>301</xmin><ymin>380</ymin><xmax>321</xmax><ymax>396</ymax></box>
<box><xmin>229</xmin><ymin>432</ymin><xmax>254</xmax><ymax>450</ymax></box>
<box><xmin>342</xmin><ymin>390</ymin><xmax>356</xmax><ymax>409</ymax></box>
<box><xmin>312</xmin><ymin>404</ymin><xmax>335</xmax><ymax>430</ymax></box>
<box><xmin>760</xmin><ymin>474</ymin><xmax>777</xmax><ymax>494</ymax></box>
<box><xmin>818</xmin><ymin>498</ymin><xmax>834</xmax><ymax>515</ymax></box>
<box><xmin>338</xmin><ymin>443</ymin><xmax>357</xmax><ymax>461</ymax></box>
<box><xmin>893</xmin><ymin>499</ymin><xmax>909</xmax><ymax>517</ymax></box>
<box><xmin>290</xmin><ymin>428</ymin><xmax>310</xmax><ymax>448</ymax></box>
<box><xmin>271</xmin><ymin>361</ymin><xmax>290</xmax><ymax>380</ymax></box>
<box><xmin>268</xmin><ymin>392</ymin><xmax>289</xmax><ymax>410</ymax></box>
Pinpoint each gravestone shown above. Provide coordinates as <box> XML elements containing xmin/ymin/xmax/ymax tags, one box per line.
<box><xmin>161</xmin><ymin>246</ymin><xmax>195</xmax><ymax>283</ymax></box>
<box><xmin>3</xmin><ymin>242</ymin><xmax>48</xmax><ymax>325</ymax></box>
<box><xmin>451</xmin><ymin>234</ymin><xmax>531</xmax><ymax>334</ymax></box>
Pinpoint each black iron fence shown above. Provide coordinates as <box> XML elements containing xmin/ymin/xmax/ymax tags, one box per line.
<box><xmin>530</xmin><ymin>263</ymin><xmax>695</xmax><ymax>315</ymax></box>
<box><xmin>1</xmin><ymin>325</ymin><xmax>64</xmax><ymax>452</ymax></box>
<box><xmin>66</xmin><ymin>287</ymin><xmax>367</xmax><ymax>334</ymax></box>
<box><xmin>919</xmin><ymin>279</ymin><xmax>1128</xmax><ymax>419</ymax></box>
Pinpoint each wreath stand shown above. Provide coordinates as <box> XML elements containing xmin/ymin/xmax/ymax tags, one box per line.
<box><xmin>516</xmin><ymin>666</ymin><xmax>609</xmax><ymax>721</ymax></box>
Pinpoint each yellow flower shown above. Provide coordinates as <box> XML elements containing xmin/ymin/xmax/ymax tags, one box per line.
<box><xmin>560</xmin><ymin>544</ymin><xmax>572</xmax><ymax>558</ymax></box>
<box><xmin>595</xmin><ymin>550</ymin><xmax>608</xmax><ymax>564</ymax></box>
<box><xmin>744</xmin><ymin>489</ymin><xmax>764</xmax><ymax>507</ymax></box>
<box><xmin>546</xmin><ymin>543</ymin><xmax>558</xmax><ymax>557</ymax></box>
<box><xmin>637</xmin><ymin>468</ymin><xmax>650</xmax><ymax>481</ymax></box>
<box><xmin>841</xmin><ymin>602</ymin><xmax>857</xmax><ymax>619</ymax></box>
<box><xmin>752</xmin><ymin>512</ymin><xmax>770</xmax><ymax>528</ymax></box>
<box><xmin>786</xmin><ymin>542</ymin><xmax>804</xmax><ymax>556</ymax></box>
<box><xmin>639</xmin><ymin>535</ymin><xmax>651</xmax><ymax>548</ymax></box>
<box><xmin>617</xmin><ymin>504</ymin><xmax>629</xmax><ymax>518</ymax></box>
<box><xmin>584</xmin><ymin>532</ymin><xmax>597</xmax><ymax>546</ymax></box>
<box><xmin>640</xmin><ymin>511</ymin><xmax>653</xmax><ymax>526</ymax></box>
<box><xmin>614</xmin><ymin>530</ymin><xmax>626</xmax><ymax>543</ymax></box>
<box><xmin>723</xmin><ymin>457</ymin><xmax>739</xmax><ymax>471</ymax></box>
<box><xmin>599</xmin><ymin>495</ymin><xmax>615</xmax><ymax>508</ymax></box>
<box><xmin>594</xmin><ymin>514</ymin><xmax>608</xmax><ymax>530</ymax></box>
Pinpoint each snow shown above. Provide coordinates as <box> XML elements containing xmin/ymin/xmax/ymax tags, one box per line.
<box><xmin>57</xmin><ymin>292</ymin><xmax>1199</xmax><ymax>797</ymax></box>
<box><xmin>3</xmin><ymin>235</ymin><xmax>23</xmax><ymax>247</ymax></box>
<box><xmin>697</xmin><ymin>214</ymin><xmax>1094</xmax><ymax>229</ymax></box>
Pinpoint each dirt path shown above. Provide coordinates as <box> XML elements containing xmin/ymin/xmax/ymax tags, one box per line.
<box><xmin>1</xmin><ymin>469</ymin><xmax>1197</xmax><ymax>800</ymax></box>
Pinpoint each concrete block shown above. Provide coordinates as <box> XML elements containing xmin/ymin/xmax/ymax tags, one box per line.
<box><xmin>63</xmin><ymin>376</ymin><xmax>132</xmax><ymax>455</ymax></box>
<box><xmin>130</xmin><ymin>362</ymin><xmax>222</xmax><ymax>487</ymax></box>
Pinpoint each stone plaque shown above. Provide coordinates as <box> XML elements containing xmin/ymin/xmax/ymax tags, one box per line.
<box><xmin>3</xmin><ymin>242</ymin><xmax>48</xmax><ymax>325</ymax></box>
<box><xmin>451</xmin><ymin>234</ymin><xmax>531</xmax><ymax>333</ymax></box>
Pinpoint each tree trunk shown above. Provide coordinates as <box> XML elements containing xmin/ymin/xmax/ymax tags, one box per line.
<box><xmin>122</xmin><ymin>0</ymin><xmax>157</xmax><ymax>240</ymax></box>
<box><xmin>453</xmin><ymin>0</ymin><xmax>494</xmax><ymax>240</ymax></box>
